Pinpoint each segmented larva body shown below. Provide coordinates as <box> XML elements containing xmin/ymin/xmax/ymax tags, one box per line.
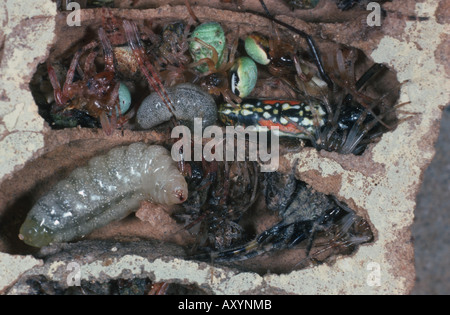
<box><xmin>19</xmin><ymin>143</ymin><xmax>188</xmax><ymax>248</ymax></box>
<box><xmin>137</xmin><ymin>83</ymin><xmax>218</xmax><ymax>130</ymax></box>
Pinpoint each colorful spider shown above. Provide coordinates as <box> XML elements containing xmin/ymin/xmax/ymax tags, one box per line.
<box><xmin>47</xmin><ymin>28</ymin><xmax>131</xmax><ymax>135</ymax></box>
<box><xmin>189</xmin><ymin>22</ymin><xmax>243</xmax><ymax>105</ymax></box>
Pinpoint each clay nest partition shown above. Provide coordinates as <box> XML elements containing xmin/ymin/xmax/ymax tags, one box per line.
<box><xmin>1</xmin><ymin>0</ymin><xmax>446</xmax><ymax>294</ymax></box>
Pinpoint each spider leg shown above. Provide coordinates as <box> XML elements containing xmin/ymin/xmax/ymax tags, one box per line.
<box><xmin>184</xmin><ymin>0</ymin><xmax>200</xmax><ymax>24</ymax></box>
<box><xmin>189</xmin><ymin>58</ymin><xmax>218</xmax><ymax>76</ymax></box>
<box><xmin>221</xmin><ymin>29</ymin><xmax>239</xmax><ymax>71</ymax></box>
<box><xmin>196</xmin><ymin>220</ymin><xmax>310</xmax><ymax>262</ymax></box>
<box><xmin>62</xmin><ymin>50</ymin><xmax>83</xmax><ymax>98</ymax></box>
<box><xmin>47</xmin><ymin>62</ymin><xmax>66</xmax><ymax>107</ymax></box>
<box><xmin>61</xmin><ymin>41</ymin><xmax>98</xmax><ymax>98</ymax></box>
<box><xmin>222</xmin><ymin>89</ymin><xmax>242</xmax><ymax>106</ymax></box>
<box><xmin>338</xmin><ymin>62</ymin><xmax>394</xmax><ymax>128</ymax></box>
<box><xmin>335</xmin><ymin>47</ymin><xmax>357</xmax><ymax>87</ymax></box>
<box><xmin>149</xmin><ymin>282</ymin><xmax>170</xmax><ymax>295</ymax></box>
<box><xmin>47</xmin><ymin>48</ymin><xmax>86</xmax><ymax>108</ymax></box>
<box><xmin>82</xmin><ymin>50</ymin><xmax>98</xmax><ymax>79</ymax></box>
<box><xmin>99</xmin><ymin>82</ymin><xmax>120</xmax><ymax>135</ymax></box>
<box><xmin>123</xmin><ymin>20</ymin><xmax>177</xmax><ymax>119</ymax></box>
<box><xmin>98</xmin><ymin>27</ymin><xmax>115</xmax><ymax>73</ymax></box>
<box><xmin>188</xmin><ymin>37</ymin><xmax>219</xmax><ymax>75</ymax></box>
<box><xmin>254</xmin><ymin>0</ymin><xmax>333</xmax><ymax>88</ymax></box>
<box><xmin>355</xmin><ymin>63</ymin><xmax>386</xmax><ymax>91</ymax></box>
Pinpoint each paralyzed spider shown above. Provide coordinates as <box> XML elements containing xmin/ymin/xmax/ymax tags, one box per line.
<box><xmin>195</xmin><ymin>171</ymin><xmax>373</xmax><ymax>266</ymax></box>
<box><xmin>244</xmin><ymin>30</ymin><xmax>328</xmax><ymax>100</ymax></box>
<box><xmin>218</xmin><ymin>1</ymin><xmax>405</xmax><ymax>155</ymax></box>
<box><xmin>219</xmin><ymin>55</ymin><xmax>403</xmax><ymax>155</ymax></box>
<box><xmin>179</xmin><ymin>154</ymin><xmax>261</xmax><ymax>254</ymax></box>
<box><xmin>309</xmin><ymin>45</ymin><xmax>408</xmax><ymax>154</ymax></box>
<box><xmin>189</xmin><ymin>22</ymin><xmax>245</xmax><ymax>105</ymax></box>
<box><xmin>155</xmin><ymin>21</ymin><xmax>196</xmax><ymax>87</ymax></box>
<box><xmin>47</xmin><ymin>27</ymin><xmax>131</xmax><ymax>135</ymax></box>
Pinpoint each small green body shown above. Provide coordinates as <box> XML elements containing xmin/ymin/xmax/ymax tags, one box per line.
<box><xmin>189</xmin><ymin>22</ymin><xmax>226</xmax><ymax>73</ymax></box>
<box><xmin>244</xmin><ymin>34</ymin><xmax>271</xmax><ymax>66</ymax></box>
<box><xmin>230</xmin><ymin>57</ymin><xmax>258</xmax><ymax>98</ymax></box>
<box><xmin>118</xmin><ymin>82</ymin><xmax>131</xmax><ymax>115</ymax></box>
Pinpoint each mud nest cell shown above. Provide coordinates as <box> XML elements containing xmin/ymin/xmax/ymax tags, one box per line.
<box><xmin>1</xmin><ymin>1</ymin><xmax>403</xmax><ymax>278</ymax></box>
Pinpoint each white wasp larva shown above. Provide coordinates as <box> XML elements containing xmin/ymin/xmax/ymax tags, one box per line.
<box><xmin>19</xmin><ymin>143</ymin><xmax>188</xmax><ymax>248</ymax></box>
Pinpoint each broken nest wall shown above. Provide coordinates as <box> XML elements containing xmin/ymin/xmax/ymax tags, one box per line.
<box><xmin>0</xmin><ymin>0</ymin><xmax>449</xmax><ymax>294</ymax></box>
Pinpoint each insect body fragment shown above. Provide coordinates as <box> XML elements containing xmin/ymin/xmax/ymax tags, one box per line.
<box><xmin>219</xmin><ymin>99</ymin><xmax>326</xmax><ymax>138</ymax></box>
<box><xmin>19</xmin><ymin>143</ymin><xmax>188</xmax><ymax>248</ymax></box>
